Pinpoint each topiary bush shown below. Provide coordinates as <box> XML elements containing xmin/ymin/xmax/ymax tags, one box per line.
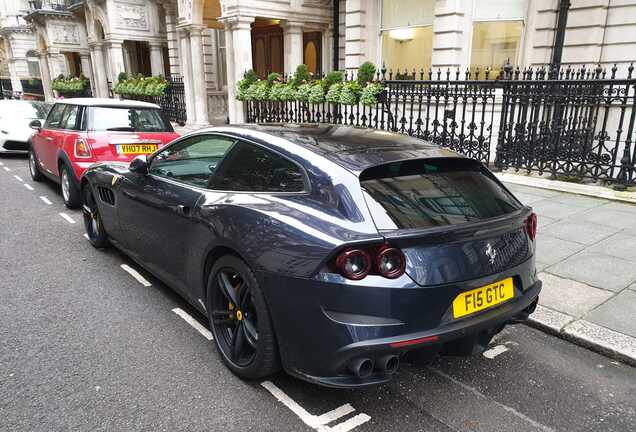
<box><xmin>357</xmin><ymin>61</ymin><xmax>376</xmax><ymax>85</ymax></box>
<box><xmin>293</xmin><ymin>64</ymin><xmax>310</xmax><ymax>85</ymax></box>
<box><xmin>338</xmin><ymin>80</ymin><xmax>362</xmax><ymax>105</ymax></box>
<box><xmin>360</xmin><ymin>82</ymin><xmax>384</xmax><ymax>106</ymax></box>
<box><xmin>236</xmin><ymin>69</ymin><xmax>258</xmax><ymax>101</ymax></box>
<box><xmin>325</xmin><ymin>82</ymin><xmax>343</xmax><ymax>103</ymax></box>
<box><xmin>322</xmin><ymin>70</ymin><xmax>344</xmax><ymax>91</ymax></box>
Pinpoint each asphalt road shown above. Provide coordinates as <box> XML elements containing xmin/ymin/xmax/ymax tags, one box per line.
<box><xmin>0</xmin><ymin>154</ymin><xmax>635</xmax><ymax>432</ymax></box>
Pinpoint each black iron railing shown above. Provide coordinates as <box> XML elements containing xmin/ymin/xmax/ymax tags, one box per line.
<box><xmin>118</xmin><ymin>76</ymin><xmax>187</xmax><ymax>125</ymax></box>
<box><xmin>28</xmin><ymin>0</ymin><xmax>66</xmax><ymax>11</ymax></box>
<box><xmin>245</xmin><ymin>64</ymin><xmax>636</xmax><ymax>189</ymax></box>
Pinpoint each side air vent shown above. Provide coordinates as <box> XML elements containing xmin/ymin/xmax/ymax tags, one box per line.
<box><xmin>97</xmin><ymin>186</ymin><xmax>115</xmax><ymax>206</ymax></box>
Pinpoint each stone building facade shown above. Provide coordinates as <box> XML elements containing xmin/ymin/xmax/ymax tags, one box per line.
<box><xmin>1</xmin><ymin>0</ymin><xmax>636</xmax><ymax>124</ymax></box>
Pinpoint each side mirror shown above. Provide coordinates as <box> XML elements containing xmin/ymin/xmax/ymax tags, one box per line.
<box><xmin>129</xmin><ymin>155</ymin><xmax>148</xmax><ymax>175</ymax></box>
<box><xmin>29</xmin><ymin>119</ymin><xmax>42</xmax><ymax>130</ymax></box>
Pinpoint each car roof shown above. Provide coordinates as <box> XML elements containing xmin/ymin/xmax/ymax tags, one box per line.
<box><xmin>53</xmin><ymin>98</ymin><xmax>160</xmax><ymax>109</ymax></box>
<box><xmin>202</xmin><ymin>124</ymin><xmax>462</xmax><ymax>174</ymax></box>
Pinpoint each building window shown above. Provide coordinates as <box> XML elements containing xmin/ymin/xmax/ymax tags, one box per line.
<box><xmin>216</xmin><ymin>30</ymin><xmax>227</xmax><ymax>89</ymax></box>
<box><xmin>470</xmin><ymin>0</ymin><xmax>526</xmax><ymax>79</ymax></box>
<box><xmin>380</xmin><ymin>0</ymin><xmax>434</xmax><ymax>76</ymax></box>
<box><xmin>26</xmin><ymin>51</ymin><xmax>41</xmax><ymax>78</ymax></box>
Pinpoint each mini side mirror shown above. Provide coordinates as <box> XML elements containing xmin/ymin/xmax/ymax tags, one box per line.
<box><xmin>29</xmin><ymin>119</ymin><xmax>42</xmax><ymax>130</ymax></box>
<box><xmin>129</xmin><ymin>155</ymin><xmax>148</xmax><ymax>175</ymax></box>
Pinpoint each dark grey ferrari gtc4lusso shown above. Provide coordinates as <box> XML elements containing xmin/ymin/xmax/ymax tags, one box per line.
<box><xmin>81</xmin><ymin>124</ymin><xmax>541</xmax><ymax>388</ymax></box>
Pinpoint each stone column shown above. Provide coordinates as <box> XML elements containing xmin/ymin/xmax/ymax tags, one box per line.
<box><xmin>149</xmin><ymin>42</ymin><xmax>165</xmax><ymax>76</ymax></box>
<box><xmin>222</xmin><ymin>16</ymin><xmax>254</xmax><ymax>124</ymax></box>
<box><xmin>7</xmin><ymin>59</ymin><xmax>23</xmax><ymax>93</ymax></box>
<box><xmin>79</xmin><ymin>52</ymin><xmax>95</xmax><ymax>95</ymax></box>
<box><xmin>189</xmin><ymin>26</ymin><xmax>210</xmax><ymax>125</ymax></box>
<box><xmin>38</xmin><ymin>50</ymin><xmax>54</xmax><ymax>101</ymax></box>
<box><xmin>178</xmin><ymin>28</ymin><xmax>196</xmax><ymax>125</ymax></box>
<box><xmin>90</xmin><ymin>42</ymin><xmax>108</xmax><ymax>98</ymax></box>
<box><xmin>107</xmin><ymin>40</ymin><xmax>126</xmax><ymax>83</ymax></box>
<box><xmin>282</xmin><ymin>21</ymin><xmax>304</xmax><ymax>75</ymax></box>
<box><xmin>162</xmin><ymin>2</ymin><xmax>181</xmax><ymax>77</ymax></box>
<box><xmin>431</xmin><ymin>0</ymin><xmax>472</xmax><ymax>71</ymax></box>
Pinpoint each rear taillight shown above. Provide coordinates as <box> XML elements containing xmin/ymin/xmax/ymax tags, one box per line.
<box><xmin>525</xmin><ymin>212</ymin><xmax>537</xmax><ymax>241</ymax></box>
<box><xmin>334</xmin><ymin>245</ymin><xmax>406</xmax><ymax>280</ymax></box>
<box><xmin>74</xmin><ymin>138</ymin><xmax>92</xmax><ymax>158</ymax></box>
<box><xmin>376</xmin><ymin>247</ymin><xmax>406</xmax><ymax>279</ymax></box>
<box><xmin>335</xmin><ymin>249</ymin><xmax>372</xmax><ymax>280</ymax></box>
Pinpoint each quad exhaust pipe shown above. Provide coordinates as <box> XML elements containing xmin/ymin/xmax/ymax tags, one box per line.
<box><xmin>348</xmin><ymin>355</ymin><xmax>399</xmax><ymax>379</ymax></box>
<box><xmin>376</xmin><ymin>354</ymin><xmax>399</xmax><ymax>374</ymax></box>
<box><xmin>349</xmin><ymin>358</ymin><xmax>374</xmax><ymax>379</ymax></box>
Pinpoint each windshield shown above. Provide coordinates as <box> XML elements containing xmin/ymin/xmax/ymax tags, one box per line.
<box><xmin>88</xmin><ymin>106</ymin><xmax>173</xmax><ymax>132</ymax></box>
<box><xmin>360</xmin><ymin>158</ymin><xmax>522</xmax><ymax>231</ymax></box>
<box><xmin>0</xmin><ymin>101</ymin><xmax>51</xmax><ymax>119</ymax></box>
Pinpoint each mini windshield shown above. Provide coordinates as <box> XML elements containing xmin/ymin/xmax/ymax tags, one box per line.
<box><xmin>88</xmin><ymin>106</ymin><xmax>172</xmax><ymax>132</ymax></box>
<box><xmin>360</xmin><ymin>158</ymin><xmax>522</xmax><ymax>231</ymax></box>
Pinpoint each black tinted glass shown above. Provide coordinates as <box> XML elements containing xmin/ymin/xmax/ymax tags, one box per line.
<box><xmin>210</xmin><ymin>141</ymin><xmax>305</xmax><ymax>192</ymax></box>
<box><xmin>59</xmin><ymin>105</ymin><xmax>79</xmax><ymax>130</ymax></box>
<box><xmin>361</xmin><ymin>158</ymin><xmax>521</xmax><ymax>230</ymax></box>
<box><xmin>149</xmin><ymin>135</ymin><xmax>236</xmax><ymax>187</ymax></box>
<box><xmin>44</xmin><ymin>104</ymin><xmax>65</xmax><ymax>129</ymax></box>
<box><xmin>89</xmin><ymin>107</ymin><xmax>171</xmax><ymax>132</ymax></box>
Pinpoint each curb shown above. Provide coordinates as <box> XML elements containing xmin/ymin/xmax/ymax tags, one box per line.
<box><xmin>526</xmin><ymin>305</ymin><xmax>636</xmax><ymax>367</ymax></box>
<box><xmin>495</xmin><ymin>172</ymin><xmax>636</xmax><ymax>204</ymax></box>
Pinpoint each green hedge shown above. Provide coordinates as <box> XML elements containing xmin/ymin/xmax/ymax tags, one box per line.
<box><xmin>52</xmin><ymin>74</ymin><xmax>88</xmax><ymax>93</ymax></box>
<box><xmin>236</xmin><ymin>62</ymin><xmax>384</xmax><ymax>106</ymax></box>
<box><xmin>113</xmin><ymin>74</ymin><xmax>169</xmax><ymax>97</ymax></box>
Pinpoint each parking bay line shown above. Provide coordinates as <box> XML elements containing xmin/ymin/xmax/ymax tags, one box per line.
<box><xmin>3</xmin><ymin>166</ymin><xmax>10</xmax><ymax>171</ymax></box>
<box><xmin>120</xmin><ymin>264</ymin><xmax>152</xmax><ymax>287</ymax></box>
<box><xmin>261</xmin><ymin>381</ymin><xmax>369</xmax><ymax>431</ymax></box>
<box><xmin>172</xmin><ymin>308</ymin><xmax>213</xmax><ymax>340</ymax></box>
<box><xmin>482</xmin><ymin>345</ymin><xmax>509</xmax><ymax>359</ymax></box>
<box><xmin>24</xmin><ymin>183</ymin><xmax>34</xmax><ymax>191</ymax></box>
<box><xmin>40</xmin><ymin>196</ymin><xmax>52</xmax><ymax>205</ymax></box>
<box><xmin>59</xmin><ymin>212</ymin><xmax>76</xmax><ymax>224</ymax></box>
<box><xmin>13</xmin><ymin>175</ymin><xmax>23</xmax><ymax>182</ymax></box>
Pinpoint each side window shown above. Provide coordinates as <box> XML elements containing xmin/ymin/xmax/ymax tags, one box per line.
<box><xmin>149</xmin><ymin>134</ymin><xmax>236</xmax><ymax>187</ymax></box>
<box><xmin>210</xmin><ymin>141</ymin><xmax>306</xmax><ymax>193</ymax></box>
<box><xmin>44</xmin><ymin>104</ymin><xmax>65</xmax><ymax>129</ymax></box>
<box><xmin>59</xmin><ymin>105</ymin><xmax>79</xmax><ymax>130</ymax></box>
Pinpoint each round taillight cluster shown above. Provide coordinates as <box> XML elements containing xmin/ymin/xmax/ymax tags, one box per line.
<box><xmin>335</xmin><ymin>245</ymin><xmax>406</xmax><ymax>280</ymax></box>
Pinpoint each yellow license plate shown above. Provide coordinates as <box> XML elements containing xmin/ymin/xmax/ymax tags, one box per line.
<box><xmin>452</xmin><ymin>278</ymin><xmax>514</xmax><ymax>319</ymax></box>
<box><xmin>118</xmin><ymin>144</ymin><xmax>158</xmax><ymax>155</ymax></box>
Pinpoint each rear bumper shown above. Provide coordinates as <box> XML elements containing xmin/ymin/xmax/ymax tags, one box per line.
<box><xmin>261</xmin><ymin>258</ymin><xmax>540</xmax><ymax>388</ymax></box>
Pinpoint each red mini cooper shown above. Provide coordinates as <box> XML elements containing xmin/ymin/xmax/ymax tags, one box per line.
<box><xmin>28</xmin><ymin>98</ymin><xmax>180</xmax><ymax>208</ymax></box>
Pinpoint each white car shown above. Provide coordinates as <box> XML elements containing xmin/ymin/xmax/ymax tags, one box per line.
<box><xmin>0</xmin><ymin>100</ymin><xmax>51</xmax><ymax>154</ymax></box>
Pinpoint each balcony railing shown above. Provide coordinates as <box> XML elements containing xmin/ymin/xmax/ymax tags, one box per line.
<box><xmin>28</xmin><ymin>0</ymin><xmax>66</xmax><ymax>11</ymax></box>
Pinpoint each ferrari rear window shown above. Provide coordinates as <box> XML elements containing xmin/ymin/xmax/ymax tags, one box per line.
<box><xmin>360</xmin><ymin>158</ymin><xmax>521</xmax><ymax>230</ymax></box>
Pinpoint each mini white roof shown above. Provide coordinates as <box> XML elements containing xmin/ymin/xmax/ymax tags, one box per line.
<box><xmin>54</xmin><ymin>98</ymin><xmax>160</xmax><ymax>109</ymax></box>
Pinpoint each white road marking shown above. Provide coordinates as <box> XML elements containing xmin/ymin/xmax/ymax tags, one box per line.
<box><xmin>83</xmin><ymin>233</ymin><xmax>89</xmax><ymax>240</ymax></box>
<box><xmin>483</xmin><ymin>345</ymin><xmax>510</xmax><ymax>359</ymax></box>
<box><xmin>429</xmin><ymin>367</ymin><xmax>556</xmax><ymax>432</ymax></box>
<box><xmin>172</xmin><ymin>308</ymin><xmax>213</xmax><ymax>340</ymax></box>
<box><xmin>13</xmin><ymin>175</ymin><xmax>23</xmax><ymax>182</ymax></box>
<box><xmin>40</xmin><ymin>196</ymin><xmax>52</xmax><ymax>205</ymax></box>
<box><xmin>261</xmin><ymin>381</ymin><xmax>369</xmax><ymax>431</ymax></box>
<box><xmin>120</xmin><ymin>264</ymin><xmax>152</xmax><ymax>287</ymax></box>
<box><xmin>59</xmin><ymin>212</ymin><xmax>76</xmax><ymax>224</ymax></box>
<box><xmin>3</xmin><ymin>166</ymin><xmax>10</xmax><ymax>171</ymax></box>
<box><xmin>0</xmin><ymin>161</ymin><xmax>3</xmax><ymax>165</ymax></box>
<box><xmin>24</xmin><ymin>183</ymin><xmax>34</xmax><ymax>191</ymax></box>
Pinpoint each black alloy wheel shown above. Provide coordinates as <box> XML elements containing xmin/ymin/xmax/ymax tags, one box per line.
<box><xmin>82</xmin><ymin>184</ymin><xmax>109</xmax><ymax>248</ymax></box>
<box><xmin>207</xmin><ymin>255</ymin><xmax>279</xmax><ymax>379</ymax></box>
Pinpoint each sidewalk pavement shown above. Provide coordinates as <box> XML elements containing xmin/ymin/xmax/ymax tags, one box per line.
<box><xmin>502</xmin><ymin>181</ymin><xmax>636</xmax><ymax>366</ymax></box>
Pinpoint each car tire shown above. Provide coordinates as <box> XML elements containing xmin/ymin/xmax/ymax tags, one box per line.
<box><xmin>82</xmin><ymin>183</ymin><xmax>110</xmax><ymax>249</ymax></box>
<box><xmin>60</xmin><ymin>163</ymin><xmax>81</xmax><ymax>209</ymax></box>
<box><xmin>28</xmin><ymin>149</ymin><xmax>44</xmax><ymax>182</ymax></box>
<box><xmin>207</xmin><ymin>255</ymin><xmax>280</xmax><ymax>380</ymax></box>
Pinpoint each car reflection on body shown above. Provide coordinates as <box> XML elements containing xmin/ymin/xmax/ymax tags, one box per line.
<box><xmin>80</xmin><ymin>124</ymin><xmax>541</xmax><ymax>388</ymax></box>
<box><xmin>0</xmin><ymin>99</ymin><xmax>51</xmax><ymax>154</ymax></box>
